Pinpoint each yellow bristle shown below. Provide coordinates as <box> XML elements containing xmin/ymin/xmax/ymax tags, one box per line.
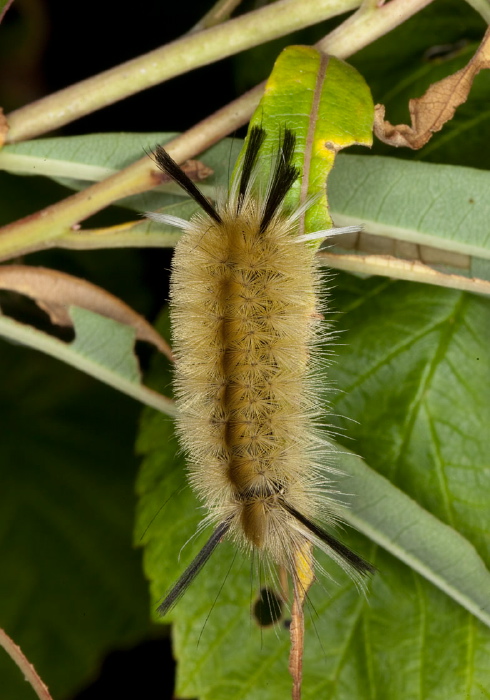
<box><xmin>148</xmin><ymin>127</ymin><xmax>373</xmax><ymax>620</ymax></box>
<box><xmin>171</xmin><ymin>205</ymin><xmax>321</xmax><ymax>561</ymax></box>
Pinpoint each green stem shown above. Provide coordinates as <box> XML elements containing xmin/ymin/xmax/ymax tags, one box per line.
<box><xmin>190</xmin><ymin>0</ymin><xmax>245</xmax><ymax>31</ymax></box>
<box><xmin>0</xmin><ymin>87</ymin><xmax>261</xmax><ymax>261</ymax></box>
<box><xmin>0</xmin><ymin>157</ymin><xmax>158</xmax><ymax>260</ymax></box>
<box><xmin>54</xmin><ymin>227</ymin><xmax>181</xmax><ymax>251</ymax></box>
<box><xmin>0</xmin><ymin>0</ymin><xmax>440</xmax><ymax>262</ymax></box>
<box><xmin>317</xmin><ymin>0</ymin><xmax>436</xmax><ymax>55</ymax></box>
<box><xmin>6</xmin><ymin>0</ymin><xmax>360</xmax><ymax>143</ymax></box>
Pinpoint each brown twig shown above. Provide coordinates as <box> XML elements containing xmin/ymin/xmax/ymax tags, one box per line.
<box><xmin>0</xmin><ymin>628</ymin><xmax>54</xmax><ymax>700</ymax></box>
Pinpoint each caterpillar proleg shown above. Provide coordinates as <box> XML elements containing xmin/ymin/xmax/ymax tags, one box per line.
<box><xmin>148</xmin><ymin>127</ymin><xmax>374</xmax><ymax>618</ymax></box>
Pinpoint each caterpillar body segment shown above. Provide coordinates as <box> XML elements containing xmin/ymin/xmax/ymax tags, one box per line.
<box><xmin>149</xmin><ymin>127</ymin><xmax>373</xmax><ymax>614</ymax></box>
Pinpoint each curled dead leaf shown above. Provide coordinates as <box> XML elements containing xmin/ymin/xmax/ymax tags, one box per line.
<box><xmin>0</xmin><ymin>265</ymin><xmax>174</xmax><ymax>360</ymax></box>
<box><xmin>152</xmin><ymin>156</ymin><xmax>213</xmax><ymax>185</ymax></box>
<box><xmin>181</xmin><ymin>158</ymin><xmax>213</xmax><ymax>182</ymax></box>
<box><xmin>374</xmin><ymin>27</ymin><xmax>490</xmax><ymax>149</ymax></box>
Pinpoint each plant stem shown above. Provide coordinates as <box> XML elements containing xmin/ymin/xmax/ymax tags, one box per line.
<box><xmin>0</xmin><ymin>157</ymin><xmax>158</xmax><ymax>260</ymax></box>
<box><xmin>0</xmin><ymin>0</ymin><xmax>439</xmax><ymax>262</ymax></box>
<box><xmin>54</xmin><ymin>225</ymin><xmax>181</xmax><ymax>252</ymax></box>
<box><xmin>0</xmin><ymin>86</ymin><xmax>261</xmax><ymax>261</ymax></box>
<box><xmin>5</xmin><ymin>0</ymin><xmax>360</xmax><ymax>143</ymax></box>
<box><xmin>0</xmin><ymin>628</ymin><xmax>54</xmax><ymax>700</ymax></box>
<box><xmin>190</xmin><ymin>0</ymin><xmax>245</xmax><ymax>32</ymax></box>
<box><xmin>317</xmin><ymin>0</ymin><xmax>436</xmax><ymax>56</ymax></box>
<box><xmin>0</xmin><ymin>0</ymin><xmax>14</xmax><ymax>23</ymax></box>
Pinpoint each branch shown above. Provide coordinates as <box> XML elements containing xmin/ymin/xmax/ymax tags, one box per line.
<box><xmin>5</xmin><ymin>0</ymin><xmax>360</xmax><ymax>143</ymax></box>
<box><xmin>0</xmin><ymin>628</ymin><xmax>54</xmax><ymax>700</ymax></box>
<box><xmin>317</xmin><ymin>0</ymin><xmax>436</xmax><ymax>56</ymax></box>
<box><xmin>190</xmin><ymin>0</ymin><xmax>244</xmax><ymax>32</ymax></box>
<box><xmin>0</xmin><ymin>0</ymin><xmax>439</xmax><ymax>262</ymax></box>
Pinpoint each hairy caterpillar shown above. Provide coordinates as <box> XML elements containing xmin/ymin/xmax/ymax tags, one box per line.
<box><xmin>147</xmin><ymin>127</ymin><xmax>374</xmax><ymax>618</ymax></box>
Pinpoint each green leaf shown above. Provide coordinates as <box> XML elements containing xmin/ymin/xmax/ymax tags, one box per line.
<box><xmin>0</xmin><ymin>132</ymin><xmax>243</xmax><ymax>214</ymax></box>
<box><xmin>329</xmin><ymin>153</ymin><xmax>490</xmax><ymax>273</ymax></box>
<box><xmin>135</xmin><ymin>277</ymin><xmax>490</xmax><ymax>699</ymax></box>
<box><xmin>337</xmin><ymin>450</ymin><xmax>490</xmax><ymax>628</ymax></box>
<box><xmin>0</xmin><ymin>131</ymin><xmax>170</xmax><ymax>177</ymax></box>
<box><xmin>69</xmin><ymin>305</ymin><xmax>141</xmax><ymax>382</ymax></box>
<box><xmin>242</xmin><ymin>46</ymin><xmax>373</xmax><ymax>235</ymax></box>
<box><xmin>330</xmin><ymin>275</ymin><xmax>490</xmax><ymax>551</ymax></box>
<box><xmin>0</xmin><ymin>308</ymin><xmax>176</xmax><ymax>416</ymax></box>
<box><xmin>0</xmin><ymin>331</ymin><xmax>154</xmax><ymax>699</ymax></box>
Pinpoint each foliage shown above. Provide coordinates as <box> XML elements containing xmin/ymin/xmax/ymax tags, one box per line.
<box><xmin>0</xmin><ymin>1</ymin><xmax>489</xmax><ymax>699</ymax></box>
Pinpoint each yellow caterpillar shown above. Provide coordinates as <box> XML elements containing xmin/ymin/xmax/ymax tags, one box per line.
<box><xmin>147</xmin><ymin>126</ymin><xmax>373</xmax><ymax>615</ymax></box>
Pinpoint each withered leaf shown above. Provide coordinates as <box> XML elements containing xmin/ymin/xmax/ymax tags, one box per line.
<box><xmin>374</xmin><ymin>27</ymin><xmax>490</xmax><ymax>149</ymax></box>
<box><xmin>0</xmin><ymin>265</ymin><xmax>173</xmax><ymax>360</ymax></box>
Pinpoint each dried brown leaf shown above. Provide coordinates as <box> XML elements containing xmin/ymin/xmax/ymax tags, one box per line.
<box><xmin>153</xmin><ymin>157</ymin><xmax>212</xmax><ymax>185</ymax></box>
<box><xmin>0</xmin><ymin>265</ymin><xmax>174</xmax><ymax>360</ymax></box>
<box><xmin>181</xmin><ymin>158</ymin><xmax>213</xmax><ymax>182</ymax></box>
<box><xmin>374</xmin><ymin>27</ymin><xmax>490</xmax><ymax>149</ymax></box>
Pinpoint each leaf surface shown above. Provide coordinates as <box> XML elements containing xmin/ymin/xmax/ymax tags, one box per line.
<box><xmin>242</xmin><ymin>45</ymin><xmax>374</xmax><ymax>235</ymax></box>
<box><xmin>0</xmin><ymin>307</ymin><xmax>175</xmax><ymax>415</ymax></box>
<box><xmin>136</xmin><ymin>277</ymin><xmax>490</xmax><ymax>699</ymax></box>
<box><xmin>329</xmin><ymin>153</ymin><xmax>490</xmax><ymax>272</ymax></box>
<box><xmin>0</xmin><ymin>331</ymin><xmax>154</xmax><ymax>699</ymax></box>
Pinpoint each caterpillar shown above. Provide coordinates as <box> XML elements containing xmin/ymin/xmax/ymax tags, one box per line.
<box><xmin>147</xmin><ymin>127</ymin><xmax>374</xmax><ymax>618</ymax></box>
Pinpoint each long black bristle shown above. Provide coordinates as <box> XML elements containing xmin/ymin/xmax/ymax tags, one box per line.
<box><xmin>260</xmin><ymin>129</ymin><xmax>298</xmax><ymax>233</ymax></box>
<box><xmin>282</xmin><ymin>501</ymin><xmax>375</xmax><ymax>576</ymax></box>
<box><xmin>153</xmin><ymin>145</ymin><xmax>222</xmax><ymax>223</ymax></box>
<box><xmin>157</xmin><ymin>520</ymin><xmax>231</xmax><ymax>616</ymax></box>
<box><xmin>236</xmin><ymin>126</ymin><xmax>266</xmax><ymax>214</ymax></box>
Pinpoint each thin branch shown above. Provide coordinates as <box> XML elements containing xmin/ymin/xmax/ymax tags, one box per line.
<box><xmin>318</xmin><ymin>251</ymin><xmax>490</xmax><ymax>296</ymax></box>
<box><xmin>5</xmin><ymin>0</ymin><xmax>360</xmax><ymax>143</ymax></box>
<box><xmin>51</xmin><ymin>225</ymin><xmax>182</xmax><ymax>252</ymax></box>
<box><xmin>0</xmin><ymin>0</ymin><xmax>14</xmax><ymax>23</ymax></box>
<box><xmin>0</xmin><ymin>628</ymin><xmax>54</xmax><ymax>700</ymax></box>
<box><xmin>0</xmin><ymin>156</ymin><xmax>159</xmax><ymax>260</ymax></box>
<box><xmin>190</xmin><ymin>0</ymin><xmax>245</xmax><ymax>32</ymax></box>
<box><xmin>0</xmin><ymin>87</ymin><xmax>261</xmax><ymax>262</ymax></box>
<box><xmin>0</xmin><ymin>0</ymin><xmax>440</xmax><ymax>263</ymax></box>
<box><xmin>317</xmin><ymin>0</ymin><xmax>436</xmax><ymax>56</ymax></box>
